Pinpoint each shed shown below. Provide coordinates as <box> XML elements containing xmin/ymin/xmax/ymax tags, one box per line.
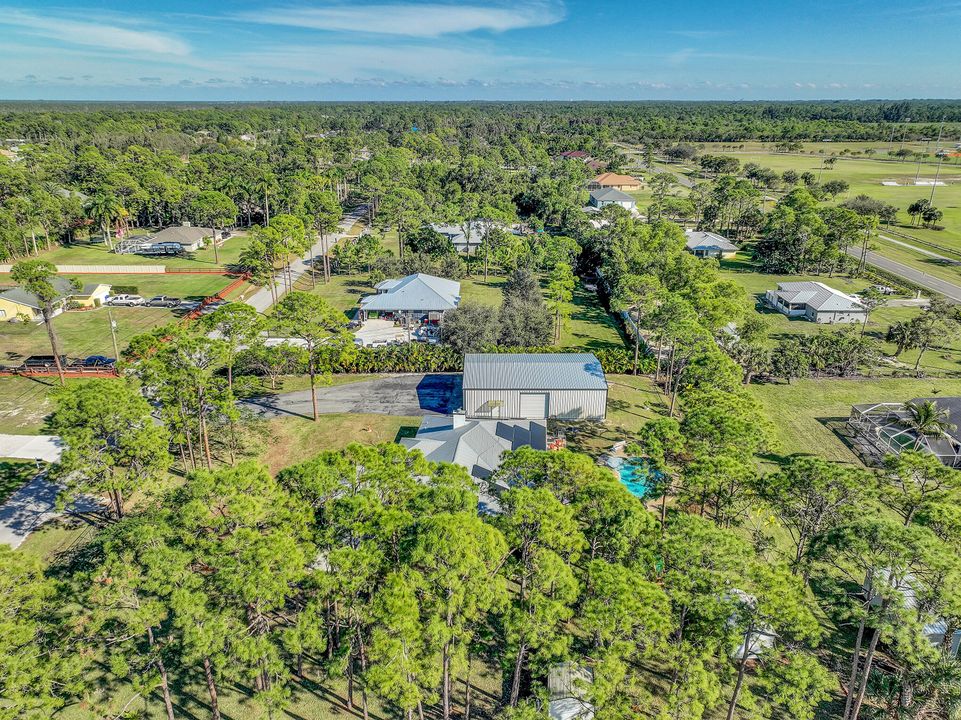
<box><xmin>463</xmin><ymin>353</ymin><xmax>608</xmax><ymax>421</ymax></box>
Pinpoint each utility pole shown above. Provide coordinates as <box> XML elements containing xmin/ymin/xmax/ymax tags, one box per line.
<box><xmin>107</xmin><ymin>309</ymin><xmax>120</xmax><ymax>359</ymax></box>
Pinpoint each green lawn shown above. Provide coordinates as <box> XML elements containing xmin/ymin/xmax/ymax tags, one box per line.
<box><xmin>0</xmin><ymin>376</ymin><xmax>78</xmax><ymax>433</ymax></box>
<box><xmin>0</xmin><ymin>271</ymin><xmax>236</xmax><ymax>299</ymax></box>
<box><xmin>748</xmin><ymin>376</ymin><xmax>961</xmax><ymax>465</ymax></box>
<box><xmin>718</xmin><ymin>256</ymin><xmax>961</xmax><ymax>376</ymax></box>
<box><xmin>2</xmin><ymin>306</ymin><xmax>179</xmax><ymax>362</ymax></box>
<box><xmin>31</xmin><ymin>231</ymin><xmax>256</xmax><ymax>268</ymax></box>
<box><xmin>255</xmin><ymin>412</ymin><xmax>420</xmax><ymax>474</ymax></box>
<box><xmin>560</xmin><ymin>374</ymin><xmax>669</xmax><ymax>457</ymax></box>
<box><xmin>0</xmin><ymin>273</ymin><xmax>243</xmax><ymax>362</ymax></box>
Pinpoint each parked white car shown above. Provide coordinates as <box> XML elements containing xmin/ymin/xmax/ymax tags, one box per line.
<box><xmin>108</xmin><ymin>294</ymin><xmax>146</xmax><ymax>306</ymax></box>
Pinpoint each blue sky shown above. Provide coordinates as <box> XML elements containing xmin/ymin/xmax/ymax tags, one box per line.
<box><xmin>0</xmin><ymin>0</ymin><xmax>958</xmax><ymax>100</ymax></box>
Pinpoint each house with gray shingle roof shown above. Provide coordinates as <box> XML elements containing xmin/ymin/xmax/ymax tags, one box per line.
<box><xmin>401</xmin><ymin>414</ymin><xmax>547</xmax><ymax>512</ymax></box>
<box><xmin>0</xmin><ymin>277</ymin><xmax>111</xmax><ymax>322</ymax></box>
<box><xmin>150</xmin><ymin>225</ymin><xmax>221</xmax><ymax>251</ymax></box>
<box><xmin>764</xmin><ymin>281</ymin><xmax>867</xmax><ymax>324</ymax></box>
<box><xmin>684</xmin><ymin>229</ymin><xmax>738</xmax><ymax>259</ymax></box>
<box><xmin>588</xmin><ymin>187</ymin><xmax>636</xmax><ymax>211</ymax></box>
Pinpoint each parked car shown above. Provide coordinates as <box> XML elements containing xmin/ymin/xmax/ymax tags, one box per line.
<box><xmin>871</xmin><ymin>284</ymin><xmax>897</xmax><ymax>296</ymax></box>
<box><xmin>71</xmin><ymin>355</ymin><xmax>116</xmax><ymax>368</ymax></box>
<box><xmin>108</xmin><ymin>294</ymin><xmax>146</xmax><ymax>306</ymax></box>
<box><xmin>146</xmin><ymin>295</ymin><xmax>182</xmax><ymax>308</ymax></box>
<box><xmin>20</xmin><ymin>355</ymin><xmax>68</xmax><ymax>369</ymax></box>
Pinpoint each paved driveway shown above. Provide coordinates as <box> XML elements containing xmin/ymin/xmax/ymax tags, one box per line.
<box><xmin>240</xmin><ymin>374</ymin><xmax>463</xmax><ymax>419</ymax></box>
<box><xmin>0</xmin><ymin>473</ymin><xmax>101</xmax><ymax>549</ymax></box>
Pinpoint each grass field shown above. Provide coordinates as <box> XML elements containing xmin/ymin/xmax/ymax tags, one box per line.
<box><xmin>0</xmin><ymin>273</ymin><xmax>245</xmax><ymax>362</ymax></box>
<box><xmin>3</xmin><ymin>306</ymin><xmax>175</xmax><ymax>361</ymax></box>
<box><xmin>619</xmin><ymin>140</ymin><xmax>961</xmax><ymax>284</ymax></box>
<box><xmin>254</xmin><ymin>412</ymin><xmax>420</xmax><ymax>473</ymax></box>
<box><xmin>749</xmin><ymin>376</ymin><xmax>961</xmax><ymax>466</ymax></box>
<box><xmin>718</xmin><ymin>254</ymin><xmax>961</xmax><ymax>376</ymax></box>
<box><xmin>561</xmin><ymin>373</ymin><xmax>669</xmax><ymax>456</ymax></box>
<box><xmin>31</xmin><ymin>231</ymin><xmax>255</xmax><ymax>268</ymax></box>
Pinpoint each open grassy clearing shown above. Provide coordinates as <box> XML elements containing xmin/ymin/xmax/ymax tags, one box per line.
<box><xmin>2</xmin><ymin>306</ymin><xmax>176</xmax><ymax>362</ymax></box>
<box><xmin>682</xmin><ymin>149</ymin><xmax>961</xmax><ymax>250</ymax></box>
<box><xmin>748</xmin><ymin>376</ymin><xmax>961</xmax><ymax>466</ymax></box>
<box><xmin>719</xmin><ymin>255</ymin><xmax>961</xmax><ymax>376</ymax></box>
<box><xmin>696</xmin><ymin>138</ymin><xmax>959</xmax><ymax>156</ymax></box>
<box><xmin>0</xmin><ymin>376</ymin><xmax>65</xmax><ymax>433</ymax></box>
<box><xmin>0</xmin><ymin>271</ymin><xmax>236</xmax><ymax>298</ymax></box>
<box><xmin>253</xmin><ymin>412</ymin><xmax>420</xmax><ymax>474</ymax></box>
<box><xmin>30</xmin><ymin>231</ymin><xmax>255</xmax><ymax>268</ymax></box>
<box><xmin>560</xmin><ymin>373</ymin><xmax>669</xmax><ymax>456</ymax></box>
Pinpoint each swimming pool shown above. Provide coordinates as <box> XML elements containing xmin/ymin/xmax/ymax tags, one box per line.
<box><xmin>606</xmin><ymin>456</ymin><xmax>658</xmax><ymax>499</ymax></box>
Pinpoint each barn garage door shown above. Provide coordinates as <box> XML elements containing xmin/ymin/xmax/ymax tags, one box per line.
<box><xmin>519</xmin><ymin>393</ymin><xmax>549</xmax><ymax>419</ymax></box>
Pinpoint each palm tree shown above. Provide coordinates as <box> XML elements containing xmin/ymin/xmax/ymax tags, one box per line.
<box><xmin>85</xmin><ymin>193</ymin><xmax>127</xmax><ymax>250</ymax></box>
<box><xmin>902</xmin><ymin>400</ymin><xmax>956</xmax><ymax>450</ymax></box>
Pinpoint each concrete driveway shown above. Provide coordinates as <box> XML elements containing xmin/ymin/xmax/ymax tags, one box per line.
<box><xmin>0</xmin><ymin>473</ymin><xmax>102</xmax><ymax>549</ymax></box>
<box><xmin>240</xmin><ymin>373</ymin><xmax>463</xmax><ymax>419</ymax></box>
<box><xmin>354</xmin><ymin>319</ymin><xmax>409</xmax><ymax>346</ymax></box>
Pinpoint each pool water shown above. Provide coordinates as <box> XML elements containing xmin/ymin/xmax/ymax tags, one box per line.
<box><xmin>607</xmin><ymin>456</ymin><xmax>658</xmax><ymax>499</ymax></box>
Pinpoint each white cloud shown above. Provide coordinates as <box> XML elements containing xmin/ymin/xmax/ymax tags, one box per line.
<box><xmin>0</xmin><ymin>9</ymin><xmax>191</xmax><ymax>56</ymax></box>
<box><xmin>237</xmin><ymin>1</ymin><xmax>565</xmax><ymax>37</ymax></box>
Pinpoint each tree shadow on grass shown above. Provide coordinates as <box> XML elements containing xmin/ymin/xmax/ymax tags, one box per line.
<box><xmin>394</xmin><ymin>425</ymin><xmax>419</xmax><ymax>442</ymax></box>
<box><xmin>815</xmin><ymin>415</ymin><xmax>882</xmax><ymax>466</ymax></box>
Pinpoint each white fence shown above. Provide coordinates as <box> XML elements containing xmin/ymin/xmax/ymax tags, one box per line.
<box><xmin>0</xmin><ymin>264</ymin><xmax>167</xmax><ymax>274</ymax></box>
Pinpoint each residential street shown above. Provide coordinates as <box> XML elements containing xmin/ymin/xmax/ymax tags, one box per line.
<box><xmin>847</xmin><ymin>248</ymin><xmax>961</xmax><ymax>303</ymax></box>
<box><xmin>240</xmin><ymin>374</ymin><xmax>463</xmax><ymax>419</ymax></box>
<box><xmin>243</xmin><ymin>205</ymin><xmax>368</xmax><ymax>313</ymax></box>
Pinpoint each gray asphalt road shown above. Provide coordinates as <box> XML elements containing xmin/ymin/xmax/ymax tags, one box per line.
<box><xmin>848</xmin><ymin>248</ymin><xmax>961</xmax><ymax>303</ymax></box>
<box><xmin>243</xmin><ymin>206</ymin><xmax>368</xmax><ymax>313</ymax></box>
<box><xmin>240</xmin><ymin>374</ymin><xmax>463</xmax><ymax>419</ymax></box>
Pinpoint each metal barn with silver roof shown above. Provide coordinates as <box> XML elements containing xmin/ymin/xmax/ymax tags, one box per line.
<box><xmin>462</xmin><ymin>353</ymin><xmax>608</xmax><ymax>421</ymax></box>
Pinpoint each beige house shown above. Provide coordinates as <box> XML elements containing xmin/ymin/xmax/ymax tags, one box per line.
<box><xmin>0</xmin><ymin>277</ymin><xmax>111</xmax><ymax>321</ymax></box>
<box><xmin>590</xmin><ymin>172</ymin><xmax>641</xmax><ymax>191</ymax></box>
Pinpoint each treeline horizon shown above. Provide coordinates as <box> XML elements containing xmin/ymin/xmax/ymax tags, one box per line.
<box><xmin>3</xmin><ymin>100</ymin><xmax>961</xmax><ymax>145</ymax></box>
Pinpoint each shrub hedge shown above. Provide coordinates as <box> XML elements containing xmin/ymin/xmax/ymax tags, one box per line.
<box><xmin>237</xmin><ymin>342</ymin><xmax>654</xmax><ymax>378</ymax></box>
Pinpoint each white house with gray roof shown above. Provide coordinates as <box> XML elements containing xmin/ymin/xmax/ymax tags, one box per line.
<box><xmin>765</xmin><ymin>281</ymin><xmax>867</xmax><ymax>324</ymax></box>
<box><xmin>588</xmin><ymin>187</ymin><xmax>636</xmax><ymax>211</ymax></box>
<box><xmin>463</xmin><ymin>353</ymin><xmax>608</xmax><ymax>421</ymax></box>
<box><xmin>684</xmin><ymin>230</ymin><xmax>738</xmax><ymax>259</ymax></box>
<box><xmin>359</xmin><ymin>273</ymin><xmax>460</xmax><ymax>322</ymax></box>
